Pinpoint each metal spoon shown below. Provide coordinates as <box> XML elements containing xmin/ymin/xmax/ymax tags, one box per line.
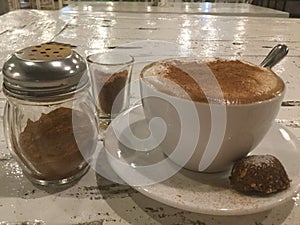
<box><xmin>260</xmin><ymin>44</ymin><xmax>289</xmax><ymax>68</ymax></box>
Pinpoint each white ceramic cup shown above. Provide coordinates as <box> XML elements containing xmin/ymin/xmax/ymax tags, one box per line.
<box><xmin>139</xmin><ymin>59</ymin><xmax>285</xmax><ymax>172</ymax></box>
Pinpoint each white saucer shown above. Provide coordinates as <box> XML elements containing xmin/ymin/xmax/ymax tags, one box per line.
<box><xmin>104</xmin><ymin>104</ymin><xmax>300</xmax><ymax>216</ymax></box>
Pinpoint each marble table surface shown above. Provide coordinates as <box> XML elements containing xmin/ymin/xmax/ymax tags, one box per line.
<box><xmin>0</xmin><ymin>9</ymin><xmax>300</xmax><ymax>225</ymax></box>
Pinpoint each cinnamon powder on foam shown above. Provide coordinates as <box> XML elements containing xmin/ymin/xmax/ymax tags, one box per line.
<box><xmin>142</xmin><ymin>59</ymin><xmax>284</xmax><ymax>104</ymax></box>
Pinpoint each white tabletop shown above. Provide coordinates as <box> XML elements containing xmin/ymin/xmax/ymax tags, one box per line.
<box><xmin>0</xmin><ymin>9</ymin><xmax>300</xmax><ymax>225</ymax></box>
<box><xmin>64</xmin><ymin>2</ymin><xmax>289</xmax><ymax>17</ymax></box>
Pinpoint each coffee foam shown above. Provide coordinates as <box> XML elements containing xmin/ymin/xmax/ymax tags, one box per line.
<box><xmin>141</xmin><ymin>59</ymin><xmax>285</xmax><ymax>104</ymax></box>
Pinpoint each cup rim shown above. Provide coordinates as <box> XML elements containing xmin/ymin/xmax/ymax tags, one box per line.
<box><xmin>141</xmin><ymin>79</ymin><xmax>286</xmax><ymax>107</ymax></box>
<box><xmin>140</xmin><ymin>58</ymin><xmax>286</xmax><ymax>107</ymax></box>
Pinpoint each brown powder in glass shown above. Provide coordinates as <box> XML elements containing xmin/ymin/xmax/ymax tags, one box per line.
<box><xmin>97</xmin><ymin>70</ymin><xmax>128</xmax><ymax>114</ymax></box>
<box><xmin>19</xmin><ymin>107</ymin><xmax>95</xmax><ymax>180</ymax></box>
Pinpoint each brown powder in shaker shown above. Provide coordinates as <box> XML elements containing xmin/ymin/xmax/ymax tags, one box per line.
<box><xmin>19</xmin><ymin>107</ymin><xmax>95</xmax><ymax>180</ymax></box>
<box><xmin>97</xmin><ymin>70</ymin><xmax>128</xmax><ymax>115</ymax></box>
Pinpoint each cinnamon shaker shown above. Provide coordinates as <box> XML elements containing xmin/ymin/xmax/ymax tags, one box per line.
<box><xmin>2</xmin><ymin>43</ymin><xmax>98</xmax><ymax>186</ymax></box>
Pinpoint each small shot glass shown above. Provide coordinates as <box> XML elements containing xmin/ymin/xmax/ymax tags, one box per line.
<box><xmin>87</xmin><ymin>52</ymin><xmax>134</xmax><ymax>126</ymax></box>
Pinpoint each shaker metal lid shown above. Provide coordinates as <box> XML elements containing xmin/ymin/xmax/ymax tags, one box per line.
<box><xmin>2</xmin><ymin>43</ymin><xmax>88</xmax><ymax>101</ymax></box>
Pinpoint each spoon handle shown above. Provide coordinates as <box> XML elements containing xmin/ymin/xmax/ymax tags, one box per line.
<box><xmin>260</xmin><ymin>44</ymin><xmax>289</xmax><ymax>68</ymax></box>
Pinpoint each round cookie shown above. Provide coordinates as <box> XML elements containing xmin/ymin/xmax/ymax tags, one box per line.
<box><xmin>229</xmin><ymin>154</ymin><xmax>290</xmax><ymax>194</ymax></box>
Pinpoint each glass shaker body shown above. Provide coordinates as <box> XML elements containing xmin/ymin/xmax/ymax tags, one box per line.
<box><xmin>4</xmin><ymin>90</ymin><xmax>97</xmax><ymax>186</ymax></box>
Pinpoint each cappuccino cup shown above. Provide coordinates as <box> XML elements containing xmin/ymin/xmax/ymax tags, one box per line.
<box><xmin>140</xmin><ymin>58</ymin><xmax>285</xmax><ymax>172</ymax></box>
